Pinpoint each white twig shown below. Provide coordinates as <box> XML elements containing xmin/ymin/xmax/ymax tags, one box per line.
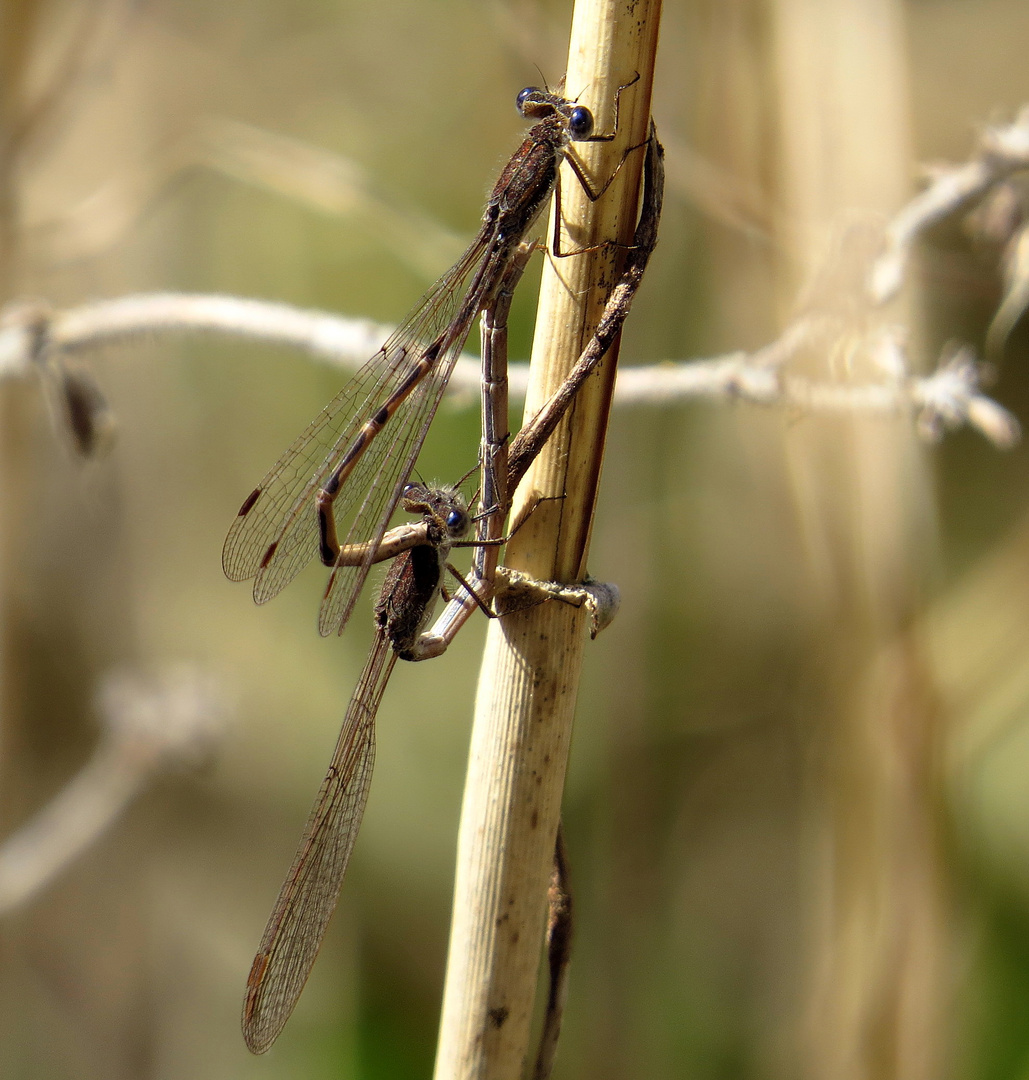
<box><xmin>872</xmin><ymin>106</ymin><xmax>1029</xmax><ymax>303</ymax></box>
<box><xmin>0</xmin><ymin>293</ymin><xmax>508</xmax><ymax>400</ymax></box>
<box><xmin>0</xmin><ymin>292</ymin><xmax>1017</xmax><ymax>447</ymax></box>
<box><xmin>0</xmin><ymin>665</ymin><xmax>230</xmax><ymax>916</ymax></box>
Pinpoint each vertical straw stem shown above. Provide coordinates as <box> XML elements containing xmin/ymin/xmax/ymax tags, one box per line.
<box><xmin>763</xmin><ymin>2</ymin><xmax>948</xmax><ymax>1077</ymax></box>
<box><xmin>432</xmin><ymin>2</ymin><xmax>662</xmax><ymax>1078</ymax></box>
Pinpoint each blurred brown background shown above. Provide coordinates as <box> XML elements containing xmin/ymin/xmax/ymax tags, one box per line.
<box><xmin>2</xmin><ymin>1</ymin><xmax>1029</xmax><ymax>1078</ymax></box>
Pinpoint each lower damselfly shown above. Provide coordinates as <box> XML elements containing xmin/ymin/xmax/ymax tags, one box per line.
<box><xmin>241</xmin><ymin>482</ymin><xmax>477</xmax><ymax>1053</ymax></box>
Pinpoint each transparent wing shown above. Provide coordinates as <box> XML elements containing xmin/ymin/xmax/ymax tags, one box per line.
<box><xmin>222</xmin><ymin>229</ymin><xmax>491</xmax><ymax>614</ymax></box>
<box><xmin>241</xmin><ymin>636</ymin><xmax>397</xmax><ymax>1055</ymax></box>
<box><xmin>315</xmin><ymin>326</ymin><xmax>463</xmax><ymax>636</ymax></box>
<box><xmin>315</xmin><ymin>243</ymin><xmax>523</xmax><ymax>636</ymax></box>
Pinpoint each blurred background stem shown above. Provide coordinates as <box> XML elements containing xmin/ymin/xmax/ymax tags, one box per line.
<box><xmin>764</xmin><ymin>2</ymin><xmax>949</xmax><ymax>1077</ymax></box>
<box><xmin>0</xmin><ymin>7</ymin><xmax>148</xmax><ymax>1076</ymax></box>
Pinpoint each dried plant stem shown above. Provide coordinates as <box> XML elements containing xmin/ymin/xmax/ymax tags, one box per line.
<box><xmin>432</xmin><ymin>2</ymin><xmax>661</xmax><ymax>1078</ymax></box>
<box><xmin>766</xmin><ymin>2</ymin><xmax>950</xmax><ymax>1078</ymax></box>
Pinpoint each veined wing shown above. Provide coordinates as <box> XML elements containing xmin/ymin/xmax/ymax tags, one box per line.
<box><xmin>222</xmin><ymin>228</ymin><xmax>491</xmax><ymax>613</ymax></box>
<box><xmin>314</xmin><ymin>316</ymin><xmax>466</xmax><ymax>636</ymax></box>
<box><xmin>241</xmin><ymin>635</ymin><xmax>397</xmax><ymax>1055</ymax></box>
<box><xmin>314</xmin><ymin>233</ymin><xmax>525</xmax><ymax>637</ymax></box>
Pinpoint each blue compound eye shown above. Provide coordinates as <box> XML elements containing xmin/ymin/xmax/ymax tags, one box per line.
<box><xmin>446</xmin><ymin>509</ymin><xmax>464</xmax><ymax>530</ymax></box>
<box><xmin>569</xmin><ymin>106</ymin><xmax>594</xmax><ymax>139</ymax></box>
<box><xmin>517</xmin><ymin>87</ymin><xmax>540</xmax><ymax>111</ymax></box>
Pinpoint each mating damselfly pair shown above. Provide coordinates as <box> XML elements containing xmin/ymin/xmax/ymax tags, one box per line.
<box><xmin>224</xmin><ymin>76</ymin><xmax>662</xmax><ymax>1054</ymax></box>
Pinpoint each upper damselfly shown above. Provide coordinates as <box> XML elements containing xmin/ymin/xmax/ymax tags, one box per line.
<box><xmin>223</xmin><ymin>82</ymin><xmax>634</xmax><ymax>638</ymax></box>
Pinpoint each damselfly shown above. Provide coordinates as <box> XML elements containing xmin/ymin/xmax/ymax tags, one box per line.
<box><xmin>223</xmin><ymin>82</ymin><xmax>635</xmax><ymax>638</ymax></box>
<box><xmin>241</xmin><ymin>482</ymin><xmax>475</xmax><ymax>1053</ymax></box>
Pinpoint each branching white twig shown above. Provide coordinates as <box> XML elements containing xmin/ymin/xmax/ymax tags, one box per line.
<box><xmin>872</xmin><ymin>105</ymin><xmax>1029</xmax><ymax>307</ymax></box>
<box><xmin>0</xmin><ymin>665</ymin><xmax>230</xmax><ymax>916</ymax></box>
<box><xmin>615</xmin><ymin>344</ymin><xmax>1019</xmax><ymax>447</ymax></box>
<box><xmin>0</xmin><ymin>292</ymin><xmax>1018</xmax><ymax>448</ymax></box>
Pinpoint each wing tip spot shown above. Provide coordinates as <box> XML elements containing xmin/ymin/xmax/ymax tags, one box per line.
<box><xmin>238</xmin><ymin>488</ymin><xmax>261</xmax><ymax>516</ymax></box>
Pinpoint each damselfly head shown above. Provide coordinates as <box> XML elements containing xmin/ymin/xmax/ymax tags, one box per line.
<box><xmin>399</xmin><ymin>483</ymin><xmax>469</xmax><ymax>538</ymax></box>
<box><xmin>515</xmin><ymin>87</ymin><xmax>595</xmax><ymax>141</ymax></box>
<box><xmin>430</xmin><ymin>487</ymin><xmax>470</xmax><ymax>539</ymax></box>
